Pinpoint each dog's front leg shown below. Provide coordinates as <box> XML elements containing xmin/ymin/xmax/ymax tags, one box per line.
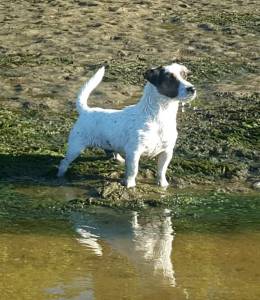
<box><xmin>157</xmin><ymin>149</ymin><xmax>173</xmax><ymax>188</ymax></box>
<box><xmin>125</xmin><ymin>151</ymin><xmax>141</xmax><ymax>188</ymax></box>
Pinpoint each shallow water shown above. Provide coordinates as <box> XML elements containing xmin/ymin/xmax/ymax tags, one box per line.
<box><xmin>1</xmin><ymin>204</ymin><xmax>260</xmax><ymax>300</ymax></box>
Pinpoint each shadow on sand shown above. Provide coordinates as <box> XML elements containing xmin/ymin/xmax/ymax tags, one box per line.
<box><xmin>0</xmin><ymin>152</ymin><xmax>119</xmax><ymax>184</ymax></box>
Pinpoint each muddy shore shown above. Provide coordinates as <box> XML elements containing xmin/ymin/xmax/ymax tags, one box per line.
<box><xmin>0</xmin><ymin>0</ymin><xmax>259</xmax><ymax>209</ymax></box>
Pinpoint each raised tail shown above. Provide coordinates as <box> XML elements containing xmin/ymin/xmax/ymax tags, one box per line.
<box><xmin>76</xmin><ymin>66</ymin><xmax>105</xmax><ymax>113</ymax></box>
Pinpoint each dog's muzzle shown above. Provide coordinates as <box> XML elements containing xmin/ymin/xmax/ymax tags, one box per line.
<box><xmin>186</xmin><ymin>85</ymin><xmax>196</xmax><ymax>101</ymax></box>
<box><xmin>186</xmin><ymin>86</ymin><xmax>196</xmax><ymax>94</ymax></box>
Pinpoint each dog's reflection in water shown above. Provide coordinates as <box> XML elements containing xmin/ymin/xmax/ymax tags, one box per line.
<box><xmin>73</xmin><ymin>208</ymin><xmax>176</xmax><ymax>287</ymax></box>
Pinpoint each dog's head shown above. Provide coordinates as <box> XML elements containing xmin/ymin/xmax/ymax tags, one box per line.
<box><xmin>144</xmin><ymin>63</ymin><xmax>196</xmax><ymax>102</ymax></box>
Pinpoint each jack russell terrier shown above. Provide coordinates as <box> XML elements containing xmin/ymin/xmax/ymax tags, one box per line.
<box><xmin>58</xmin><ymin>63</ymin><xmax>196</xmax><ymax>188</ymax></box>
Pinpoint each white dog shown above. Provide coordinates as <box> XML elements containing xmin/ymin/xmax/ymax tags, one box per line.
<box><xmin>57</xmin><ymin>63</ymin><xmax>196</xmax><ymax>188</ymax></box>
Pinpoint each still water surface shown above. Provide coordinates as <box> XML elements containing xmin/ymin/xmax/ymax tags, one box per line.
<box><xmin>1</xmin><ymin>205</ymin><xmax>260</xmax><ymax>300</ymax></box>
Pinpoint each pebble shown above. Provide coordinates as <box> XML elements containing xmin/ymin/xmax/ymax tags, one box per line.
<box><xmin>179</xmin><ymin>3</ymin><xmax>191</xmax><ymax>8</ymax></box>
<box><xmin>198</xmin><ymin>23</ymin><xmax>215</xmax><ymax>32</ymax></box>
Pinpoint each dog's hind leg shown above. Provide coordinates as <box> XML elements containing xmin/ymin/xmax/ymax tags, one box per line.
<box><xmin>157</xmin><ymin>149</ymin><xmax>173</xmax><ymax>188</ymax></box>
<box><xmin>114</xmin><ymin>153</ymin><xmax>125</xmax><ymax>164</ymax></box>
<box><xmin>104</xmin><ymin>151</ymin><xmax>125</xmax><ymax>164</ymax></box>
<box><xmin>57</xmin><ymin>136</ymin><xmax>86</xmax><ymax>177</ymax></box>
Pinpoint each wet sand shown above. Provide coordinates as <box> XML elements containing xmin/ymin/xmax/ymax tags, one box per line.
<box><xmin>0</xmin><ymin>0</ymin><xmax>259</xmax><ymax>110</ymax></box>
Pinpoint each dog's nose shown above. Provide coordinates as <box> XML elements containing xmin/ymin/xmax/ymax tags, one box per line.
<box><xmin>186</xmin><ymin>86</ymin><xmax>196</xmax><ymax>94</ymax></box>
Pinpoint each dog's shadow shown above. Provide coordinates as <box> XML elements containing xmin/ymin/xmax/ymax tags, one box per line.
<box><xmin>0</xmin><ymin>152</ymin><xmax>124</xmax><ymax>187</ymax></box>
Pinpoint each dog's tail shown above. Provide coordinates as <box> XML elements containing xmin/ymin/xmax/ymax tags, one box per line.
<box><xmin>76</xmin><ymin>66</ymin><xmax>105</xmax><ymax>113</ymax></box>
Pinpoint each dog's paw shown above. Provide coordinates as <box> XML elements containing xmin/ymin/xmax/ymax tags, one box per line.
<box><xmin>125</xmin><ymin>178</ymin><xmax>136</xmax><ymax>188</ymax></box>
<box><xmin>157</xmin><ymin>178</ymin><xmax>169</xmax><ymax>188</ymax></box>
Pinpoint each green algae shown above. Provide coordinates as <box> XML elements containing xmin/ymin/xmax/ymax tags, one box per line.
<box><xmin>194</xmin><ymin>11</ymin><xmax>260</xmax><ymax>33</ymax></box>
<box><xmin>0</xmin><ymin>53</ymin><xmax>74</xmax><ymax>68</ymax></box>
<box><xmin>0</xmin><ymin>87</ymin><xmax>259</xmax><ymax>193</ymax></box>
<box><xmin>1</xmin><ymin>182</ymin><xmax>259</xmax><ymax>228</ymax></box>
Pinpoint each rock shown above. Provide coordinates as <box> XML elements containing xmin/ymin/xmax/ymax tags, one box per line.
<box><xmin>198</xmin><ymin>23</ymin><xmax>215</xmax><ymax>31</ymax></box>
<box><xmin>108</xmin><ymin>6</ymin><xmax>119</xmax><ymax>12</ymax></box>
<box><xmin>169</xmin><ymin>16</ymin><xmax>182</xmax><ymax>23</ymax></box>
<box><xmin>89</xmin><ymin>22</ymin><xmax>102</xmax><ymax>28</ymax></box>
<box><xmin>77</xmin><ymin>1</ymin><xmax>98</xmax><ymax>7</ymax></box>
<box><xmin>179</xmin><ymin>3</ymin><xmax>191</xmax><ymax>8</ymax></box>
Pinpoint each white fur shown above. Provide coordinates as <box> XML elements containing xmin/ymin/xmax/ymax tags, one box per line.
<box><xmin>58</xmin><ymin>63</ymin><xmax>196</xmax><ymax>188</ymax></box>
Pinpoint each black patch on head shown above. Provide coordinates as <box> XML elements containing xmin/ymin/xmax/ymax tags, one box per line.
<box><xmin>144</xmin><ymin>67</ymin><xmax>180</xmax><ymax>98</ymax></box>
<box><xmin>144</xmin><ymin>66</ymin><xmax>162</xmax><ymax>86</ymax></box>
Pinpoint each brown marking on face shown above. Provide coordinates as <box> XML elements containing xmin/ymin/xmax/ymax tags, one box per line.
<box><xmin>144</xmin><ymin>67</ymin><xmax>180</xmax><ymax>98</ymax></box>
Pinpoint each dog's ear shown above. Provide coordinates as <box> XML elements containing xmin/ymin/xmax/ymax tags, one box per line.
<box><xmin>144</xmin><ymin>66</ymin><xmax>163</xmax><ymax>86</ymax></box>
<box><xmin>180</xmin><ymin>65</ymin><xmax>191</xmax><ymax>79</ymax></box>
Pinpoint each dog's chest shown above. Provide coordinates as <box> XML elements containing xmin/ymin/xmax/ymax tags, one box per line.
<box><xmin>142</xmin><ymin>117</ymin><xmax>177</xmax><ymax>156</ymax></box>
